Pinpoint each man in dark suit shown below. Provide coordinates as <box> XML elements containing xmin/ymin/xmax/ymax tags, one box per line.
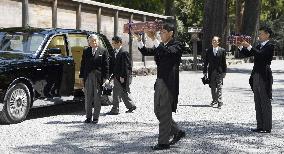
<box><xmin>203</xmin><ymin>36</ymin><xmax>227</xmax><ymax>109</ymax></box>
<box><xmin>237</xmin><ymin>26</ymin><xmax>274</xmax><ymax>133</ymax></box>
<box><xmin>79</xmin><ymin>34</ymin><xmax>109</xmax><ymax>123</ymax></box>
<box><xmin>133</xmin><ymin>23</ymin><xmax>185</xmax><ymax>150</ymax></box>
<box><xmin>106</xmin><ymin>36</ymin><xmax>136</xmax><ymax>115</ymax></box>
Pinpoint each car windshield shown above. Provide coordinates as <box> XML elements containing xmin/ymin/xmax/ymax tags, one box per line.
<box><xmin>0</xmin><ymin>32</ymin><xmax>45</xmax><ymax>54</ymax></box>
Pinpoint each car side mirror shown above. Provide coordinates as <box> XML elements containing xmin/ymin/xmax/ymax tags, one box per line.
<box><xmin>47</xmin><ymin>48</ymin><xmax>61</xmax><ymax>54</ymax></box>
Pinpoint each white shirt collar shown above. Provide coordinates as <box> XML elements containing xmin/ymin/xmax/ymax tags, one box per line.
<box><xmin>115</xmin><ymin>46</ymin><xmax>122</xmax><ymax>53</ymax></box>
<box><xmin>261</xmin><ymin>40</ymin><xmax>269</xmax><ymax>47</ymax></box>
<box><xmin>213</xmin><ymin>47</ymin><xmax>219</xmax><ymax>53</ymax></box>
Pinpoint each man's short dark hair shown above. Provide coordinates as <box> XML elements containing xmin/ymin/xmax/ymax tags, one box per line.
<box><xmin>213</xmin><ymin>36</ymin><xmax>221</xmax><ymax>43</ymax></box>
<box><xmin>162</xmin><ymin>22</ymin><xmax>175</xmax><ymax>35</ymax></box>
<box><xmin>259</xmin><ymin>26</ymin><xmax>273</xmax><ymax>36</ymax></box>
<box><xmin>112</xmin><ymin>36</ymin><xmax>122</xmax><ymax>43</ymax></box>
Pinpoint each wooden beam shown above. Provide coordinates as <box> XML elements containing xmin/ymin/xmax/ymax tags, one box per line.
<box><xmin>70</xmin><ymin>0</ymin><xmax>170</xmax><ymax>19</ymax></box>
<box><xmin>22</xmin><ymin>0</ymin><xmax>29</xmax><ymax>28</ymax></box>
<box><xmin>76</xmin><ymin>3</ymin><xmax>82</xmax><ymax>30</ymax></box>
<box><xmin>129</xmin><ymin>13</ymin><xmax>133</xmax><ymax>65</ymax></box>
<box><xmin>114</xmin><ymin>10</ymin><xmax>119</xmax><ymax>36</ymax></box>
<box><xmin>97</xmin><ymin>7</ymin><xmax>101</xmax><ymax>33</ymax></box>
<box><xmin>142</xmin><ymin>15</ymin><xmax>146</xmax><ymax>66</ymax></box>
<box><xmin>52</xmin><ymin>0</ymin><xmax>57</xmax><ymax>28</ymax></box>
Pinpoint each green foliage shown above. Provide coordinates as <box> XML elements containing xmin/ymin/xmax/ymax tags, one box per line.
<box><xmin>174</xmin><ymin>0</ymin><xmax>204</xmax><ymax>27</ymax></box>
<box><xmin>260</xmin><ymin>0</ymin><xmax>284</xmax><ymax>56</ymax></box>
<box><xmin>261</xmin><ymin>0</ymin><xmax>284</xmax><ymax>21</ymax></box>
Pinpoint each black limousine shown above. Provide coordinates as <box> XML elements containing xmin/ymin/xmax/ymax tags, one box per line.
<box><xmin>0</xmin><ymin>27</ymin><xmax>112</xmax><ymax>124</ymax></box>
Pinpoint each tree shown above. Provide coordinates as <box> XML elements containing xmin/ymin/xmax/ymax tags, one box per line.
<box><xmin>241</xmin><ymin>0</ymin><xmax>261</xmax><ymax>43</ymax></box>
<box><xmin>175</xmin><ymin>0</ymin><xmax>204</xmax><ymax>27</ymax></box>
<box><xmin>163</xmin><ymin>0</ymin><xmax>175</xmax><ymax>16</ymax></box>
<box><xmin>235</xmin><ymin>0</ymin><xmax>244</xmax><ymax>34</ymax></box>
<box><xmin>202</xmin><ymin>0</ymin><xmax>228</xmax><ymax>57</ymax></box>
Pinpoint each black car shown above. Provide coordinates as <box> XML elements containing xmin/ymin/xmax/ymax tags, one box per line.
<box><xmin>0</xmin><ymin>27</ymin><xmax>112</xmax><ymax>124</ymax></box>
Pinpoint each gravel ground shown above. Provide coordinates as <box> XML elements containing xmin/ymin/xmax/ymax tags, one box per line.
<box><xmin>1</xmin><ymin>60</ymin><xmax>284</xmax><ymax>154</ymax></box>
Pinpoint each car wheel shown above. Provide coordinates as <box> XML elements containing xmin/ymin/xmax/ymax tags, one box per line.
<box><xmin>0</xmin><ymin>83</ymin><xmax>31</xmax><ymax>124</ymax></box>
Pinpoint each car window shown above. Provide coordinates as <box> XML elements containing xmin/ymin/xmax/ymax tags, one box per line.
<box><xmin>47</xmin><ymin>35</ymin><xmax>67</xmax><ymax>56</ymax></box>
<box><xmin>68</xmin><ymin>34</ymin><xmax>88</xmax><ymax>48</ymax></box>
<box><xmin>0</xmin><ymin>33</ymin><xmax>45</xmax><ymax>54</ymax></box>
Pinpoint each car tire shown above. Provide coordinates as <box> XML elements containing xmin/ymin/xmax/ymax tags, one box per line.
<box><xmin>0</xmin><ymin>83</ymin><xmax>31</xmax><ymax>124</ymax></box>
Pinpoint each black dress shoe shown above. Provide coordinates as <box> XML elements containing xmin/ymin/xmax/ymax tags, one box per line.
<box><xmin>151</xmin><ymin>144</ymin><xmax>170</xmax><ymax>150</ymax></box>
<box><xmin>259</xmin><ymin>130</ymin><xmax>271</xmax><ymax>133</ymax></box>
<box><xmin>126</xmin><ymin>106</ymin><xmax>136</xmax><ymax>113</ymax></box>
<box><xmin>169</xmin><ymin>130</ymin><xmax>186</xmax><ymax>145</ymax></box>
<box><xmin>217</xmin><ymin>105</ymin><xmax>222</xmax><ymax>109</ymax></box>
<box><xmin>251</xmin><ymin>128</ymin><xmax>262</xmax><ymax>132</ymax></box>
<box><xmin>106</xmin><ymin>111</ymin><xmax>119</xmax><ymax>115</ymax></box>
<box><xmin>84</xmin><ymin>118</ymin><xmax>91</xmax><ymax>123</ymax></box>
<box><xmin>210</xmin><ymin>101</ymin><xmax>217</xmax><ymax>106</ymax></box>
<box><xmin>92</xmin><ymin>119</ymin><xmax>98</xmax><ymax>124</ymax></box>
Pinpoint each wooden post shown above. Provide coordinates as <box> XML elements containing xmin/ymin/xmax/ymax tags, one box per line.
<box><xmin>52</xmin><ymin>0</ymin><xmax>57</xmax><ymax>28</ymax></box>
<box><xmin>129</xmin><ymin>14</ymin><xmax>133</xmax><ymax>65</ymax></box>
<box><xmin>76</xmin><ymin>3</ymin><xmax>81</xmax><ymax>30</ymax></box>
<box><xmin>192</xmin><ymin>34</ymin><xmax>198</xmax><ymax>71</ymax></box>
<box><xmin>142</xmin><ymin>15</ymin><xmax>147</xmax><ymax>66</ymax></box>
<box><xmin>97</xmin><ymin>7</ymin><xmax>101</xmax><ymax>33</ymax></box>
<box><xmin>114</xmin><ymin>10</ymin><xmax>118</xmax><ymax>36</ymax></box>
<box><xmin>22</xmin><ymin>0</ymin><xmax>29</xmax><ymax>28</ymax></box>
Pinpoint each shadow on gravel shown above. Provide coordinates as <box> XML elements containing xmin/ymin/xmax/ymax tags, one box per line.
<box><xmin>26</xmin><ymin>101</ymin><xmax>85</xmax><ymax>120</ymax></box>
<box><xmin>272</xmin><ymin>88</ymin><xmax>284</xmax><ymax>106</ymax></box>
<box><xmin>13</xmin><ymin>120</ymin><xmax>284</xmax><ymax>153</ymax></box>
<box><xmin>273</xmin><ymin>69</ymin><xmax>284</xmax><ymax>74</ymax></box>
<box><xmin>227</xmin><ymin>68</ymin><xmax>252</xmax><ymax>74</ymax></box>
<box><xmin>225</xmin><ymin>87</ymin><xmax>253</xmax><ymax>97</ymax></box>
<box><xmin>179</xmin><ymin>104</ymin><xmax>211</xmax><ymax>107</ymax></box>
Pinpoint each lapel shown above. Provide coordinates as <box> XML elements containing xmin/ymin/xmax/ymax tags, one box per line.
<box><xmin>86</xmin><ymin>47</ymin><xmax>92</xmax><ymax>56</ymax></box>
<box><xmin>216</xmin><ymin>48</ymin><xmax>220</xmax><ymax>57</ymax></box>
<box><xmin>93</xmin><ymin>47</ymin><xmax>103</xmax><ymax>59</ymax></box>
<box><xmin>209</xmin><ymin>47</ymin><xmax>215</xmax><ymax>58</ymax></box>
<box><xmin>116</xmin><ymin>47</ymin><xmax>124</xmax><ymax>59</ymax></box>
<box><xmin>261</xmin><ymin>40</ymin><xmax>272</xmax><ymax>50</ymax></box>
<box><xmin>164</xmin><ymin>39</ymin><xmax>175</xmax><ymax>48</ymax></box>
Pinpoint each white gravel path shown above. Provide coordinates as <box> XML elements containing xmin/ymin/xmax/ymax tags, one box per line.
<box><xmin>1</xmin><ymin>60</ymin><xmax>284</xmax><ymax>154</ymax></box>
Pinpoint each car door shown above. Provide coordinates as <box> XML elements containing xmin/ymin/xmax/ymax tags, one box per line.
<box><xmin>44</xmin><ymin>34</ymin><xmax>75</xmax><ymax>97</ymax></box>
<box><xmin>67</xmin><ymin>33</ymin><xmax>89</xmax><ymax>90</ymax></box>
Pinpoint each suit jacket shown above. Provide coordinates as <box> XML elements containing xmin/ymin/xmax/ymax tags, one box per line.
<box><xmin>138</xmin><ymin>39</ymin><xmax>182</xmax><ymax>112</ymax></box>
<box><xmin>79</xmin><ymin>46</ymin><xmax>109</xmax><ymax>83</ymax></box>
<box><xmin>109</xmin><ymin>47</ymin><xmax>132</xmax><ymax>92</ymax></box>
<box><xmin>239</xmin><ymin>41</ymin><xmax>274</xmax><ymax>99</ymax></box>
<box><xmin>203</xmin><ymin>47</ymin><xmax>227</xmax><ymax>81</ymax></box>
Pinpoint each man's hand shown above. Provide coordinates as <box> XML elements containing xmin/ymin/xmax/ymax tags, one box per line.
<box><xmin>103</xmin><ymin>79</ymin><xmax>110</xmax><ymax>86</ymax></box>
<box><xmin>145</xmin><ymin>30</ymin><xmax>157</xmax><ymax>41</ymax></box>
<box><xmin>120</xmin><ymin>77</ymin><xmax>125</xmax><ymax>83</ymax></box>
<box><xmin>222</xmin><ymin>73</ymin><xmax>226</xmax><ymax>78</ymax></box>
<box><xmin>241</xmin><ymin>40</ymin><xmax>251</xmax><ymax>48</ymax></box>
<box><xmin>131</xmin><ymin>30</ymin><xmax>142</xmax><ymax>41</ymax></box>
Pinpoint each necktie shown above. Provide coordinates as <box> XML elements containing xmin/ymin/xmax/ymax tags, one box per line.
<box><xmin>92</xmin><ymin>48</ymin><xmax>96</xmax><ymax>56</ymax></box>
<box><xmin>115</xmin><ymin>49</ymin><xmax>119</xmax><ymax>58</ymax></box>
<box><xmin>213</xmin><ymin>48</ymin><xmax>217</xmax><ymax>56</ymax></box>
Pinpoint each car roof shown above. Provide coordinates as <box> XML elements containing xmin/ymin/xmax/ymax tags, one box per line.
<box><xmin>0</xmin><ymin>27</ymin><xmax>98</xmax><ymax>36</ymax></box>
